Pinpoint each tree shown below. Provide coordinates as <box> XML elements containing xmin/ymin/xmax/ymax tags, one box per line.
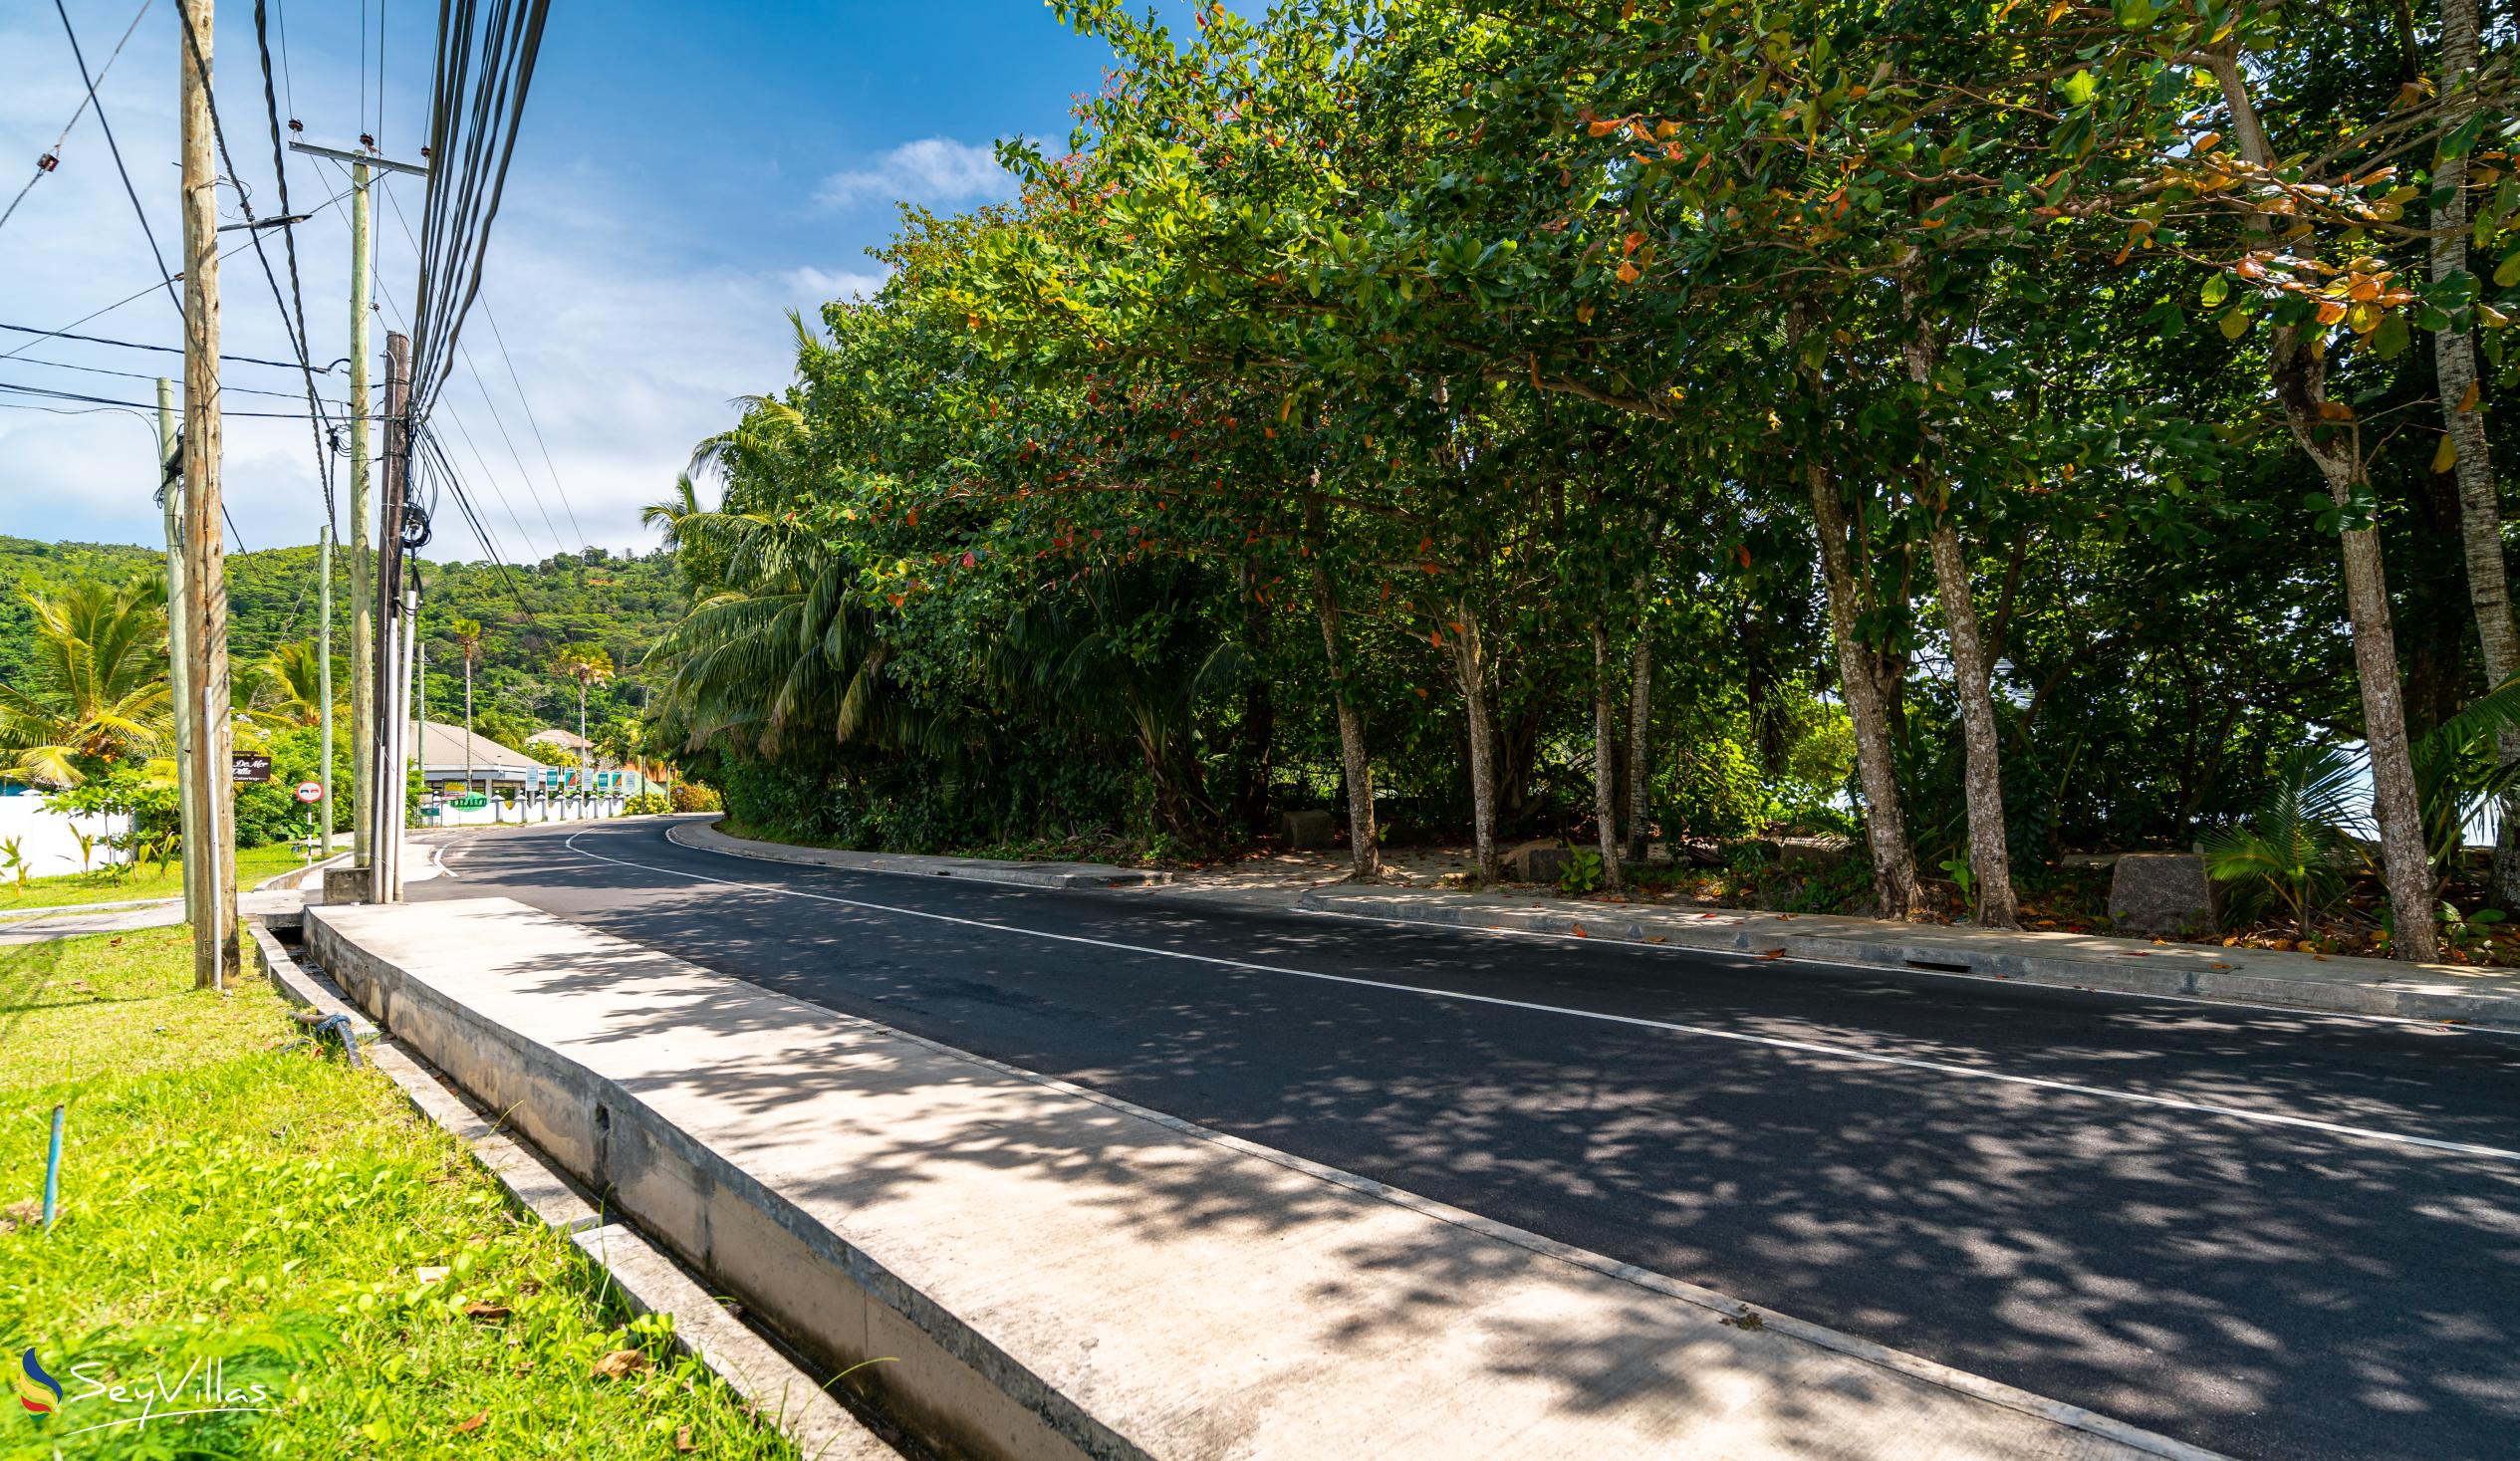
<box><xmin>552</xmin><ymin>643</ymin><xmax>615</xmax><ymax>785</ymax></box>
<box><xmin>0</xmin><ymin>578</ymin><xmax>170</xmax><ymax>786</ymax></box>
<box><xmin>450</xmin><ymin>616</ymin><xmax>485</xmax><ymax>790</ymax></box>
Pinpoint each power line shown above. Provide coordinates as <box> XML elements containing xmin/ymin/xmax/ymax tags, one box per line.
<box><xmin>41</xmin><ymin>1</ymin><xmax>176</xmax><ymax>321</ymax></box>
<box><xmin>1</xmin><ymin>0</ymin><xmax>152</xmax><ymax>239</ymax></box>
<box><xmin>407</xmin><ymin>0</ymin><xmax>555</xmax><ymax>420</ymax></box>
<box><xmin>381</xmin><ymin>180</ymin><xmax>586</xmax><ymax>549</ymax></box>
<box><xmin>3</xmin><ymin>351</ymin><xmax>349</xmax><ymax>402</ymax></box>
<box><xmin>418</xmin><ymin>427</ymin><xmax>542</xmax><ymax>624</ymax></box>
<box><xmin>0</xmin><ymin>378</ymin><xmax>359</xmax><ymax>420</ymax></box>
<box><xmin>0</xmin><ymin>180</ymin><xmax>360</xmax><ymax>365</ymax></box>
<box><xmin>317</xmin><ymin>161</ymin><xmax>562</xmax><ymax>566</ymax></box>
<box><xmin>0</xmin><ymin>322</ymin><xmax>345</xmax><ymax>372</ymax></box>
<box><xmin>253</xmin><ymin>0</ymin><xmax>338</xmax><ymax>522</ymax></box>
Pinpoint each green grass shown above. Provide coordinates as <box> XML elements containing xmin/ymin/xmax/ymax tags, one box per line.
<box><xmin>0</xmin><ymin>844</ymin><xmax>317</xmax><ymax>913</ymax></box>
<box><xmin>0</xmin><ymin>926</ymin><xmax>802</xmax><ymax>1459</ymax></box>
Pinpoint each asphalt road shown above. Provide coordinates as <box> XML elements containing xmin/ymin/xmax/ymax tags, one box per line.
<box><xmin>417</xmin><ymin>820</ymin><xmax>2520</xmax><ymax>1461</ymax></box>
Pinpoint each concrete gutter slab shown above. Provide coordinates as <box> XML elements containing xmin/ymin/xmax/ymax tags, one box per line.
<box><xmin>304</xmin><ymin>895</ymin><xmax>2219</xmax><ymax>1461</ymax></box>
<box><xmin>671</xmin><ymin>817</ymin><xmax>1170</xmax><ymax>889</ymax></box>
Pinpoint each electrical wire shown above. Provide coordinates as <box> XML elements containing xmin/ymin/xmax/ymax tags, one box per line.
<box><xmin>406</xmin><ymin>0</ymin><xmax>555</xmax><ymax>421</ymax></box>
<box><xmin>0</xmin><ymin>322</ymin><xmax>346</xmax><ymax>371</ymax></box>
<box><xmin>0</xmin><ymin>180</ymin><xmax>360</xmax><ymax>365</ymax></box>
<box><xmin>335</xmin><ymin>158</ymin><xmax>562</xmax><ymax>565</ymax></box>
<box><xmin>0</xmin><ymin>0</ymin><xmax>152</xmax><ymax>239</ymax></box>
<box><xmin>381</xmin><ymin>179</ymin><xmax>585</xmax><ymax>550</ymax></box>
<box><xmin>41</xmin><ymin>0</ymin><xmax>176</xmax><ymax>321</ymax></box>
<box><xmin>254</xmin><ymin>0</ymin><xmax>339</xmax><ymax>523</ymax></box>
<box><xmin>0</xmin><ymin>378</ymin><xmax>357</xmax><ymax>419</ymax></box>
<box><xmin>3</xmin><ymin>351</ymin><xmax>350</xmax><ymax>403</ymax></box>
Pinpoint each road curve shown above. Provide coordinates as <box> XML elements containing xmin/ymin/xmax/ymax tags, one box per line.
<box><xmin>414</xmin><ymin>819</ymin><xmax>2520</xmax><ymax>1461</ymax></box>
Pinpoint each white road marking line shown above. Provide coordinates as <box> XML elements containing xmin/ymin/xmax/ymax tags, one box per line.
<box><xmin>546</xmin><ymin>831</ymin><xmax>2520</xmax><ymax>1165</ymax></box>
<box><xmin>1295</xmin><ymin>907</ymin><xmax>2511</xmax><ymax>1040</ymax></box>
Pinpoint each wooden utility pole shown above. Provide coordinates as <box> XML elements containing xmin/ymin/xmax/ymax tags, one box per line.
<box><xmin>370</xmin><ymin>331</ymin><xmax>411</xmax><ymax>901</ymax></box>
<box><xmin>176</xmin><ymin>0</ymin><xmax>237</xmax><ymax>988</ymax></box>
<box><xmin>154</xmin><ymin>377</ymin><xmax>200</xmax><ymax>925</ymax></box>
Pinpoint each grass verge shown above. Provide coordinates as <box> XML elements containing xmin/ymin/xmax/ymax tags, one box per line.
<box><xmin>0</xmin><ymin>845</ymin><xmax>318</xmax><ymax>914</ymax></box>
<box><xmin>0</xmin><ymin>925</ymin><xmax>801</xmax><ymax>1459</ymax></box>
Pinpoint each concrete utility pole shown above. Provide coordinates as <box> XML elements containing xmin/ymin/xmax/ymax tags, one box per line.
<box><xmin>347</xmin><ymin>156</ymin><xmax>375</xmax><ymax>871</ymax></box>
<box><xmin>176</xmin><ymin>0</ymin><xmax>237</xmax><ymax>989</ymax></box>
<box><xmin>318</xmin><ymin>520</ymin><xmax>335</xmax><ymax>854</ymax></box>
<box><xmin>154</xmin><ymin>377</ymin><xmax>199</xmax><ymax>924</ymax></box>
<box><xmin>287</xmin><ymin>138</ymin><xmax>423</xmax><ymax>876</ymax></box>
<box><xmin>369</xmin><ymin>330</ymin><xmax>411</xmax><ymax>902</ymax></box>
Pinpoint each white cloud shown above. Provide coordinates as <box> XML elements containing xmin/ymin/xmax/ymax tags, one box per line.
<box><xmin>814</xmin><ymin>137</ymin><xmax>1015</xmax><ymax>210</ymax></box>
<box><xmin>785</xmin><ymin>266</ymin><xmax>890</xmax><ymax>303</ymax></box>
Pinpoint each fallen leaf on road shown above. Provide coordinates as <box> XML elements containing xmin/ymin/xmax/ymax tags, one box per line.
<box><xmin>2209</xmin><ymin>962</ymin><xmax>2231</xmax><ymax>970</ymax></box>
<box><xmin>591</xmin><ymin>1348</ymin><xmax>649</xmax><ymax>1380</ymax></box>
<box><xmin>1720</xmin><ymin>1306</ymin><xmax>1765</xmax><ymax>1331</ymax></box>
<box><xmin>1570</xmin><ymin>923</ymin><xmax>1588</xmax><ymax>937</ymax></box>
<box><xmin>1647</xmin><ymin>936</ymin><xmax>1667</xmax><ymax>944</ymax></box>
<box><xmin>1756</xmin><ymin>948</ymin><xmax>1786</xmax><ymax>961</ymax></box>
<box><xmin>452</xmin><ymin>1411</ymin><xmax>487</xmax><ymax>1435</ymax></box>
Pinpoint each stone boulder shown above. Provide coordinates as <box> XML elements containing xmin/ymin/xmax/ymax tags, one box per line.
<box><xmin>2107</xmin><ymin>853</ymin><xmax>2220</xmax><ymax>937</ymax></box>
<box><xmin>1281</xmin><ymin>809</ymin><xmax>1338</xmax><ymax>850</ymax></box>
<box><xmin>1506</xmin><ymin>841</ymin><xmax>1574</xmax><ymax>883</ymax></box>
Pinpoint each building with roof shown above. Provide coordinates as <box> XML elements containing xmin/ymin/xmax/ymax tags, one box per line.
<box><xmin>525</xmin><ymin>727</ymin><xmax>592</xmax><ymax>754</ymax></box>
<box><xmin>410</xmin><ymin>720</ymin><xmax>547</xmax><ymax>795</ymax></box>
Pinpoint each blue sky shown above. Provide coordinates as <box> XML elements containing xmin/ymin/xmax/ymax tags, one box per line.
<box><xmin>0</xmin><ymin>1</ymin><xmax>1201</xmax><ymax>561</ymax></box>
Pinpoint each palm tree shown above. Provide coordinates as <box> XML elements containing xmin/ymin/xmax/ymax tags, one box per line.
<box><xmin>0</xmin><ymin>578</ymin><xmax>171</xmax><ymax>786</ymax></box>
<box><xmin>553</xmin><ymin>644</ymin><xmax>614</xmax><ymax>790</ymax></box>
<box><xmin>249</xmin><ymin>639</ymin><xmax>337</xmax><ymax>728</ymax></box>
<box><xmin>449</xmin><ymin>617</ymin><xmax>484</xmax><ymax>792</ymax></box>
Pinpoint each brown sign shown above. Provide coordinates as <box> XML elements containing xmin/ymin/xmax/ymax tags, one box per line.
<box><xmin>232</xmin><ymin>754</ymin><xmax>272</xmax><ymax>783</ymax></box>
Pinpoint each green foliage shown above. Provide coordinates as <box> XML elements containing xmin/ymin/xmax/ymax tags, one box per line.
<box><xmin>0</xmin><ymin>927</ymin><xmax>794</xmax><ymax>1460</ymax></box>
<box><xmin>2199</xmin><ymin>748</ymin><xmax>2360</xmax><ymax>936</ymax></box>
<box><xmin>1557</xmin><ymin>849</ymin><xmax>1605</xmax><ymax>895</ymax></box>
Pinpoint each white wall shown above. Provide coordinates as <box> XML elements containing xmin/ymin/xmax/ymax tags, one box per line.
<box><xmin>0</xmin><ymin>793</ymin><xmax>132</xmax><ymax>879</ymax></box>
<box><xmin>416</xmin><ymin>795</ymin><xmax>630</xmax><ymax>829</ymax></box>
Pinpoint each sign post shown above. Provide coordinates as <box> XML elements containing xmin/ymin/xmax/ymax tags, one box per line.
<box><xmin>293</xmin><ymin>780</ymin><xmax>325</xmax><ymax>867</ymax></box>
<box><xmin>232</xmin><ymin>754</ymin><xmax>273</xmax><ymax>784</ymax></box>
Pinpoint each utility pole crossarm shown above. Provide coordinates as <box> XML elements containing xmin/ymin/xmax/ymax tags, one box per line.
<box><xmin>287</xmin><ymin>138</ymin><xmax>429</xmax><ymax>177</ymax></box>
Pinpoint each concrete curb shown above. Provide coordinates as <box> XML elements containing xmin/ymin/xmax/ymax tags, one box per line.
<box><xmin>671</xmin><ymin>816</ymin><xmax>1171</xmax><ymax>890</ymax></box>
<box><xmin>247</xmin><ymin>915</ymin><xmax>895</xmax><ymax>1460</ymax></box>
<box><xmin>304</xmin><ymin>896</ymin><xmax>2229</xmax><ymax>1461</ymax></box>
<box><xmin>1293</xmin><ymin>887</ymin><xmax>2520</xmax><ymax>1030</ymax></box>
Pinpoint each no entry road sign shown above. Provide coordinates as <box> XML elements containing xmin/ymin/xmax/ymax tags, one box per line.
<box><xmin>294</xmin><ymin>780</ymin><xmax>325</xmax><ymax>804</ymax></box>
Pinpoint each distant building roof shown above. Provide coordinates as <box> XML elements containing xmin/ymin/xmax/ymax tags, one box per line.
<box><xmin>525</xmin><ymin>727</ymin><xmax>590</xmax><ymax>750</ymax></box>
<box><xmin>409</xmin><ymin>721</ymin><xmax>542</xmax><ymax>775</ymax></box>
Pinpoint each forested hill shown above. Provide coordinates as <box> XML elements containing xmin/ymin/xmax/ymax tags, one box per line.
<box><xmin>0</xmin><ymin>536</ymin><xmax>683</xmax><ymax>745</ymax></box>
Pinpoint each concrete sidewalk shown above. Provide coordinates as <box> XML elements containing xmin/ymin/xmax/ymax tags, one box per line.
<box><xmin>673</xmin><ymin>819</ymin><xmax>2518</xmax><ymax>1030</ymax></box>
<box><xmin>1293</xmin><ymin>885</ymin><xmax>2520</xmax><ymax>1029</ymax></box>
<box><xmin>303</xmin><ymin>894</ymin><xmax>2214</xmax><ymax>1461</ymax></box>
<box><xmin>674</xmin><ymin>817</ymin><xmax>1171</xmax><ymax>889</ymax></box>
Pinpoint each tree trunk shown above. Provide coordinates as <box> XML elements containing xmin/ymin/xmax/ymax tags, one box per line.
<box><xmin>1626</xmin><ymin>613</ymin><xmax>1653</xmax><ymax>865</ymax></box>
<box><xmin>2209</xmin><ymin>47</ymin><xmax>2441</xmax><ymax>962</ymax></box>
<box><xmin>1306</xmin><ymin>500</ymin><xmax>1380</xmax><ymax>881</ymax></box>
<box><xmin>1451</xmin><ymin>598</ymin><xmax>1500</xmax><ymax>883</ymax></box>
<box><xmin>1900</xmin><ymin>278</ymin><xmax>2020</xmax><ymax>928</ymax></box>
<box><xmin>1791</xmin><ymin>313</ymin><xmax>1921</xmax><ymax>918</ymax></box>
<box><xmin>1592</xmin><ymin>619</ymin><xmax>1625</xmax><ymax>892</ymax></box>
<box><xmin>2430</xmin><ymin>0</ymin><xmax>2520</xmax><ymax>904</ymax></box>
<box><xmin>1925</xmin><ymin>524</ymin><xmax>2022</xmax><ymax>927</ymax></box>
